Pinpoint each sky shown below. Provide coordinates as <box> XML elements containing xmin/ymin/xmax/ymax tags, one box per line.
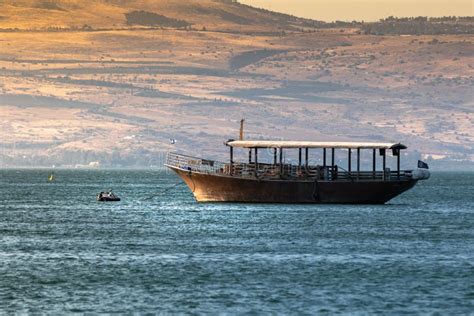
<box><xmin>239</xmin><ymin>0</ymin><xmax>473</xmax><ymax>22</ymax></box>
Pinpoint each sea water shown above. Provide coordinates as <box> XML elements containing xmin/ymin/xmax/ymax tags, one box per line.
<box><xmin>0</xmin><ymin>170</ymin><xmax>473</xmax><ymax>313</ymax></box>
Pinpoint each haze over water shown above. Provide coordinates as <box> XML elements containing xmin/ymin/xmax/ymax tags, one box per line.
<box><xmin>0</xmin><ymin>170</ymin><xmax>473</xmax><ymax>313</ymax></box>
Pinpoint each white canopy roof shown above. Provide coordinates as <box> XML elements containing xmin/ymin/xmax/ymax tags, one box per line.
<box><xmin>226</xmin><ymin>140</ymin><xmax>406</xmax><ymax>150</ymax></box>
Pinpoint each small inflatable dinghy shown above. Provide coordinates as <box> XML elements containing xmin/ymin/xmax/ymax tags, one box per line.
<box><xmin>97</xmin><ymin>191</ymin><xmax>121</xmax><ymax>202</ymax></box>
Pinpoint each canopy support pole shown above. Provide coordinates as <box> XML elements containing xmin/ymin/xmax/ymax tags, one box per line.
<box><xmin>397</xmin><ymin>150</ymin><xmax>401</xmax><ymax>180</ymax></box>
<box><xmin>298</xmin><ymin>148</ymin><xmax>302</xmax><ymax>169</ymax></box>
<box><xmin>255</xmin><ymin>148</ymin><xmax>258</xmax><ymax>178</ymax></box>
<box><xmin>348</xmin><ymin>149</ymin><xmax>352</xmax><ymax>176</ymax></box>
<box><xmin>357</xmin><ymin>148</ymin><xmax>360</xmax><ymax>180</ymax></box>
<box><xmin>331</xmin><ymin>148</ymin><xmax>335</xmax><ymax>167</ymax></box>
<box><xmin>248</xmin><ymin>149</ymin><xmax>252</xmax><ymax>164</ymax></box>
<box><xmin>331</xmin><ymin>148</ymin><xmax>336</xmax><ymax>180</ymax></box>
<box><xmin>382</xmin><ymin>149</ymin><xmax>386</xmax><ymax>181</ymax></box>
<box><xmin>305</xmin><ymin>148</ymin><xmax>309</xmax><ymax>168</ymax></box>
<box><xmin>273</xmin><ymin>148</ymin><xmax>277</xmax><ymax>165</ymax></box>
<box><xmin>279</xmin><ymin>148</ymin><xmax>283</xmax><ymax>177</ymax></box>
<box><xmin>323</xmin><ymin>148</ymin><xmax>327</xmax><ymax>167</ymax></box>
<box><xmin>372</xmin><ymin>149</ymin><xmax>376</xmax><ymax>179</ymax></box>
<box><xmin>230</xmin><ymin>146</ymin><xmax>234</xmax><ymax>175</ymax></box>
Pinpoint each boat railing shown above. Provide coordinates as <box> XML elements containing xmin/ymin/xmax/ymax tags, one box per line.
<box><xmin>166</xmin><ymin>152</ymin><xmax>228</xmax><ymax>174</ymax></box>
<box><xmin>166</xmin><ymin>152</ymin><xmax>413</xmax><ymax>181</ymax></box>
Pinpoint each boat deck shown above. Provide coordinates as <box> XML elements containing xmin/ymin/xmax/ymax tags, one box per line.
<box><xmin>166</xmin><ymin>152</ymin><xmax>414</xmax><ymax>182</ymax></box>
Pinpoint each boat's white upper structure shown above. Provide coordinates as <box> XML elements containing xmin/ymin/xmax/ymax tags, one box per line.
<box><xmin>226</xmin><ymin>140</ymin><xmax>407</xmax><ymax>150</ymax></box>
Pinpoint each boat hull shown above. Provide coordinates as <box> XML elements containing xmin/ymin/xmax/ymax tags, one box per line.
<box><xmin>97</xmin><ymin>197</ymin><xmax>121</xmax><ymax>202</ymax></box>
<box><xmin>169</xmin><ymin>167</ymin><xmax>417</xmax><ymax>204</ymax></box>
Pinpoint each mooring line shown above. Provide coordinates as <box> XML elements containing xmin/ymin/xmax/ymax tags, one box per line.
<box><xmin>142</xmin><ymin>181</ymin><xmax>182</xmax><ymax>201</ymax></box>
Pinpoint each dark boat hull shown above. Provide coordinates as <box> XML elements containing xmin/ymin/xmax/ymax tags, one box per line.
<box><xmin>97</xmin><ymin>194</ymin><xmax>121</xmax><ymax>202</ymax></box>
<box><xmin>97</xmin><ymin>198</ymin><xmax>121</xmax><ymax>202</ymax></box>
<box><xmin>170</xmin><ymin>167</ymin><xmax>417</xmax><ymax>204</ymax></box>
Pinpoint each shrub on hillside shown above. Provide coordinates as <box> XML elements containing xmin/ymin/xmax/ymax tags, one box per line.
<box><xmin>125</xmin><ymin>11</ymin><xmax>190</xmax><ymax>28</ymax></box>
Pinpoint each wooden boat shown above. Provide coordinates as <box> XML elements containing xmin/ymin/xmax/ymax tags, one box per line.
<box><xmin>165</xmin><ymin>140</ymin><xmax>430</xmax><ymax>204</ymax></box>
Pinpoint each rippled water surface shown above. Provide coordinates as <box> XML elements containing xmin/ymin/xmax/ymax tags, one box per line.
<box><xmin>0</xmin><ymin>170</ymin><xmax>473</xmax><ymax>313</ymax></box>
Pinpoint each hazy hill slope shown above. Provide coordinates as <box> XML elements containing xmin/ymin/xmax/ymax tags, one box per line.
<box><xmin>0</xmin><ymin>0</ymin><xmax>311</xmax><ymax>31</ymax></box>
<box><xmin>0</xmin><ymin>1</ymin><xmax>472</xmax><ymax>168</ymax></box>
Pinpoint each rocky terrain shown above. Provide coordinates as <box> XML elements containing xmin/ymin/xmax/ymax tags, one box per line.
<box><xmin>0</xmin><ymin>0</ymin><xmax>473</xmax><ymax>169</ymax></box>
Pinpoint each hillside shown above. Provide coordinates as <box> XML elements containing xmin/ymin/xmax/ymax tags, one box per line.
<box><xmin>0</xmin><ymin>0</ymin><xmax>316</xmax><ymax>32</ymax></box>
<box><xmin>0</xmin><ymin>1</ymin><xmax>473</xmax><ymax>168</ymax></box>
